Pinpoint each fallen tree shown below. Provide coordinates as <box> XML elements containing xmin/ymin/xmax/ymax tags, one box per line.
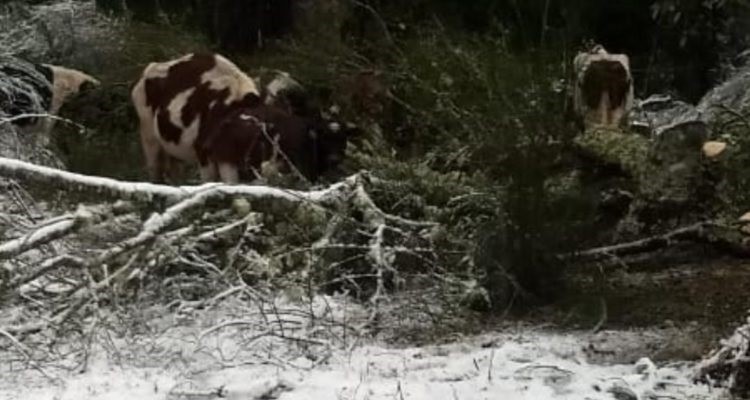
<box><xmin>566</xmin><ymin>220</ymin><xmax>750</xmax><ymax>263</ymax></box>
<box><xmin>0</xmin><ymin>156</ymin><xmax>455</xmax><ymax>341</ymax></box>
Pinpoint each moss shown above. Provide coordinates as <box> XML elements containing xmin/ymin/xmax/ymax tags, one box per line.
<box><xmin>573</xmin><ymin>127</ymin><xmax>651</xmax><ymax>179</ymax></box>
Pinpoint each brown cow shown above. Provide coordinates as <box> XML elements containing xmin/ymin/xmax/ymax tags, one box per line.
<box><xmin>205</xmin><ymin>105</ymin><xmax>352</xmax><ymax>182</ymax></box>
<box><xmin>132</xmin><ymin>53</ymin><xmax>355</xmax><ymax>183</ymax></box>
<box><xmin>573</xmin><ymin>45</ymin><xmax>634</xmax><ymax>130</ymax></box>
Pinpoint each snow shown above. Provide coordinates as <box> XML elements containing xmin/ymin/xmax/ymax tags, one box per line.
<box><xmin>0</xmin><ymin>296</ymin><xmax>725</xmax><ymax>400</ymax></box>
<box><xmin>4</xmin><ymin>331</ymin><xmax>719</xmax><ymax>400</ymax></box>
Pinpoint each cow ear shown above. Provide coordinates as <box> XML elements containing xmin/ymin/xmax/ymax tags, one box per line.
<box><xmin>78</xmin><ymin>80</ymin><xmax>98</xmax><ymax>93</ymax></box>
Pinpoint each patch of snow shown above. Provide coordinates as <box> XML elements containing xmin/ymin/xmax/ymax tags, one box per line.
<box><xmin>0</xmin><ymin>296</ymin><xmax>725</xmax><ymax>400</ymax></box>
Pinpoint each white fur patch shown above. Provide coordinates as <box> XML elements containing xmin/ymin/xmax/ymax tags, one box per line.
<box><xmin>266</xmin><ymin>71</ymin><xmax>302</xmax><ymax>98</ymax></box>
<box><xmin>141</xmin><ymin>54</ymin><xmax>193</xmax><ymax>80</ymax></box>
<box><xmin>157</xmin><ymin>112</ymin><xmax>200</xmax><ymax>162</ymax></box>
<box><xmin>166</xmin><ymin>88</ymin><xmax>196</xmax><ymax>129</ymax></box>
<box><xmin>156</xmin><ymin>87</ymin><xmax>200</xmax><ymax>162</ymax></box>
<box><xmin>46</xmin><ymin>64</ymin><xmax>100</xmax><ymax>115</ymax></box>
<box><xmin>218</xmin><ymin>162</ymin><xmax>240</xmax><ymax>184</ymax></box>
<box><xmin>200</xmin><ymin>55</ymin><xmax>259</xmax><ymax>104</ymax></box>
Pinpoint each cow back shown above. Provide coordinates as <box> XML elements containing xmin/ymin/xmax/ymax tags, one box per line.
<box><xmin>139</xmin><ymin>53</ymin><xmax>261</xmax><ymax>158</ymax></box>
<box><xmin>581</xmin><ymin>59</ymin><xmax>631</xmax><ymax>111</ymax></box>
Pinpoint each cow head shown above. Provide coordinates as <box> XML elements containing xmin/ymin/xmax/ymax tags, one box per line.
<box><xmin>312</xmin><ymin>105</ymin><xmax>362</xmax><ymax>174</ymax></box>
<box><xmin>345</xmin><ymin>70</ymin><xmax>389</xmax><ymax>119</ymax></box>
<box><xmin>257</xmin><ymin>70</ymin><xmax>310</xmax><ymax>116</ymax></box>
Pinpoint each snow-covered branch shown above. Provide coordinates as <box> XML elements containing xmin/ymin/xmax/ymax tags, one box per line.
<box><xmin>0</xmin><ymin>156</ymin><xmax>357</xmax><ymax>206</ymax></box>
<box><xmin>694</xmin><ymin>317</ymin><xmax>750</xmax><ymax>397</ymax></box>
<box><xmin>0</xmin><ymin>156</ymin><xmax>443</xmax><ymax>340</ymax></box>
<box><xmin>0</xmin><ymin>205</ymin><xmax>102</xmax><ymax>264</ymax></box>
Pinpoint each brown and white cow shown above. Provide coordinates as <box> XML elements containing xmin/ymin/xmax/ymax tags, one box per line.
<box><xmin>0</xmin><ymin>55</ymin><xmax>99</xmax><ymax>132</ymax></box>
<box><xmin>39</xmin><ymin>64</ymin><xmax>100</xmax><ymax>133</ymax></box>
<box><xmin>44</xmin><ymin>65</ymin><xmax>100</xmax><ymax>117</ymax></box>
<box><xmin>132</xmin><ymin>53</ymin><xmax>355</xmax><ymax>184</ymax></box>
<box><xmin>573</xmin><ymin>45</ymin><xmax>634</xmax><ymax>130</ymax></box>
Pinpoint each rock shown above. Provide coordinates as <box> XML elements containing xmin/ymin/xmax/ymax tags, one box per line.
<box><xmin>630</xmin><ymin>95</ymin><xmax>704</xmax><ymax>138</ymax></box>
<box><xmin>697</xmin><ymin>67</ymin><xmax>750</xmax><ymax>122</ymax></box>
<box><xmin>632</xmin><ymin>60</ymin><xmax>750</xmax><ymax>139</ymax></box>
<box><xmin>0</xmin><ymin>1</ymin><xmax>123</xmax><ymax>70</ymax></box>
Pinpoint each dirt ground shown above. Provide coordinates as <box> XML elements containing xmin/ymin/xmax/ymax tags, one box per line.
<box><xmin>513</xmin><ymin>250</ymin><xmax>750</xmax><ymax>362</ymax></box>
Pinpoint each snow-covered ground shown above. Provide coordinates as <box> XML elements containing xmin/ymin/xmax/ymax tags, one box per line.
<box><xmin>0</xmin><ymin>295</ymin><xmax>726</xmax><ymax>400</ymax></box>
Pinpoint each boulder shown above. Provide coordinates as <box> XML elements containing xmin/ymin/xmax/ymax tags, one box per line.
<box><xmin>697</xmin><ymin>66</ymin><xmax>750</xmax><ymax>122</ymax></box>
<box><xmin>0</xmin><ymin>1</ymin><xmax>122</xmax><ymax>71</ymax></box>
<box><xmin>629</xmin><ymin>94</ymin><xmax>707</xmax><ymax>138</ymax></box>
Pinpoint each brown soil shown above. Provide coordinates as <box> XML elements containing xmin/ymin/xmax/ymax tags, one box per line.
<box><xmin>560</xmin><ymin>256</ymin><xmax>750</xmax><ymax>331</ymax></box>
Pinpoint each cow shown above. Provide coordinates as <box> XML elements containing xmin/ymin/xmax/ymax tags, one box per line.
<box><xmin>0</xmin><ymin>56</ymin><xmax>99</xmax><ymax>133</ymax></box>
<box><xmin>573</xmin><ymin>45</ymin><xmax>634</xmax><ymax>130</ymax></box>
<box><xmin>344</xmin><ymin>70</ymin><xmax>389</xmax><ymax>119</ymax></box>
<box><xmin>132</xmin><ymin>53</ymin><xmax>356</xmax><ymax>184</ymax></box>
<box><xmin>255</xmin><ymin>70</ymin><xmax>307</xmax><ymax>115</ymax></box>
<box><xmin>204</xmin><ymin>104</ymin><xmax>352</xmax><ymax>183</ymax></box>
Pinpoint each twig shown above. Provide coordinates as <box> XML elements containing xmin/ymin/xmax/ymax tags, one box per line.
<box><xmin>591</xmin><ymin>297</ymin><xmax>607</xmax><ymax>333</ymax></box>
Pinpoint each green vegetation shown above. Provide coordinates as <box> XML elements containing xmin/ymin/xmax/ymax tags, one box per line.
<box><xmin>52</xmin><ymin>0</ymin><xmax>750</xmax><ymax>320</ymax></box>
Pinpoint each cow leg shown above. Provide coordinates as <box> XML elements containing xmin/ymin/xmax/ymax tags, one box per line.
<box><xmin>218</xmin><ymin>162</ymin><xmax>240</xmax><ymax>184</ymax></box>
<box><xmin>610</xmin><ymin>105</ymin><xmax>625</xmax><ymax>127</ymax></box>
<box><xmin>140</xmin><ymin>124</ymin><xmax>165</xmax><ymax>182</ymax></box>
<box><xmin>133</xmin><ymin>79</ymin><xmax>165</xmax><ymax>182</ymax></box>
<box><xmin>161</xmin><ymin>153</ymin><xmax>183</xmax><ymax>183</ymax></box>
<box><xmin>199</xmin><ymin>162</ymin><xmax>218</xmax><ymax>182</ymax></box>
<box><xmin>597</xmin><ymin>91</ymin><xmax>608</xmax><ymax>127</ymax></box>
